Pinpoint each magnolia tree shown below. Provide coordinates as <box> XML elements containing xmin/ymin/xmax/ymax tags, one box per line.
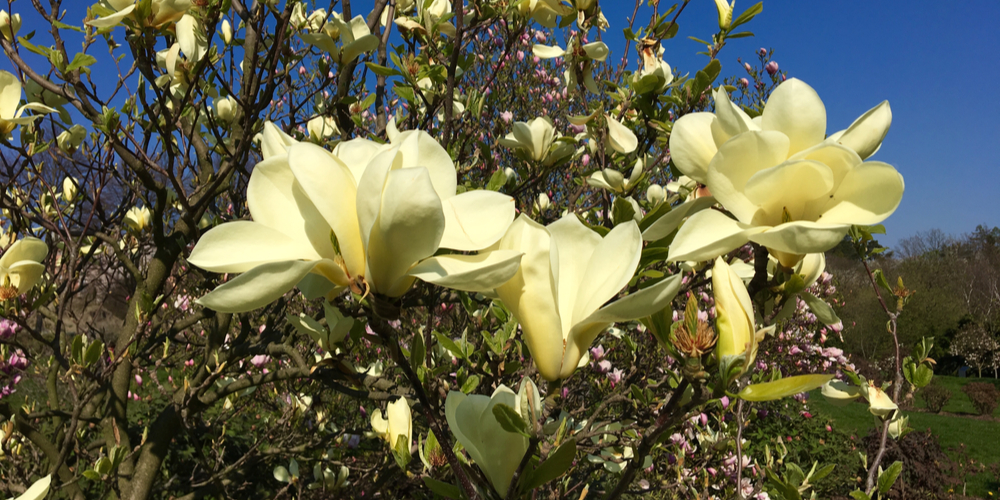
<box><xmin>0</xmin><ymin>0</ymin><xmax>923</xmax><ymax>498</ymax></box>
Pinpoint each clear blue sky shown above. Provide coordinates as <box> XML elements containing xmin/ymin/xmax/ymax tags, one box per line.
<box><xmin>12</xmin><ymin>1</ymin><xmax>999</xmax><ymax>248</ymax></box>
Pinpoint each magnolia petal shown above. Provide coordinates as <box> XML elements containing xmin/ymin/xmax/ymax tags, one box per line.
<box><xmin>739</xmin><ymin>374</ymin><xmax>834</xmax><ymax>402</ymax></box>
<box><xmin>565</xmin><ymin>274</ymin><xmax>682</xmax><ymax>381</ymax></box>
<box><xmin>713</xmin><ymin>257</ymin><xmax>754</xmax><ymax>359</ymax></box>
<box><xmin>342</xmin><ymin>34</ymin><xmax>379</xmax><ymax>63</ymax></box>
<box><xmin>409</xmin><ymin>250</ymin><xmax>522</xmax><ymax>292</ymax></box>
<box><xmin>176</xmin><ymin>14</ymin><xmax>207</xmax><ymax>62</ymax></box>
<box><xmin>706</xmin><ymin>130</ymin><xmax>790</xmax><ymax>224</ymax></box>
<box><xmin>366</xmin><ymin>167</ymin><xmax>445</xmax><ymax>297</ymax></box>
<box><xmin>446</xmin><ymin>387</ymin><xmax>527</xmax><ymax>497</ymax></box>
<box><xmin>0</xmin><ymin>237</ymin><xmax>48</xmax><ymax>268</ymax></box>
<box><xmin>390</xmin><ymin>130</ymin><xmax>458</xmax><ymax>200</ymax></box>
<box><xmin>246</xmin><ymin>155</ymin><xmax>335</xmax><ymax>260</ymax></box>
<box><xmin>0</xmin><ymin>70</ymin><xmax>22</xmax><ymax>119</ymax></box>
<box><xmin>711</xmin><ymin>87</ymin><xmax>757</xmax><ymax>146</ymax></box>
<box><xmin>333</xmin><ymin>137</ymin><xmax>386</xmax><ymax>182</ymax></box>
<box><xmin>788</xmin><ymin>141</ymin><xmax>862</xmax><ymax>193</ymax></box>
<box><xmin>440</xmin><ymin>190</ymin><xmax>516</xmax><ymax>251</ymax></box>
<box><xmin>744</xmin><ymin>160</ymin><xmax>834</xmax><ymax>225</ymax></box>
<box><xmin>532</xmin><ymin>44</ymin><xmax>566</xmax><ymax>59</ymax></box>
<box><xmin>547</xmin><ymin>215</ymin><xmax>603</xmax><ymax>333</ymax></box>
<box><xmin>582</xmin><ymin>41</ymin><xmax>610</xmax><ymax>61</ymax></box>
<box><xmin>288</xmin><ymin>143</ymin><xmax>366</xmax><ymax>276</ymax></box>
<box><xmin>667</xmin><ymin>209</ymin><xmax>765</xmax><ymax>263</ymax></box>
<box><xmin>258</xmin><ymin>122</ymin><xmax>297</xmax><ymax>159</ymax></box>
<box><xmin>4</xmin><ymin>261</ymin><xmax>45</xmax><ymax>292</ymax></box>
<box><xmin>835</xmin><ymin>100</ymin><xmax>891</xmax><ymax>160</ymax></box>
<box><xmin>668</xmin><ymin>112</ymin><xmax>716</xmax><ymax>184</ymax></box>
<box><xmin>797</xmin><ymin>252</ymin><xmax>826</xmax><ymax>288</ymax></box>
<box><xmin>606</xmin><ymin>115</ymin><xmax>637</xmax><ymax>154</ymax></box>
<box><xmin>495</xmin><ymin>216</ymin><xmax>564</xmax><ymax>382</ymax></box>
<box><xmin>355</xmin><ymin>149</ymin><xmax>399</xmax><ymax>254</ymax></box>
<box><xmin>16</xmin><ymin>103</ymin><xmax>56</xmax><ymax>117</ymax></box>
<box><xmin>821</xmin><ymin>379</ymin><xmax>862</xmax><ymax>406</ymax></box>
<box><xmin>816</xmin><ymin>161</ymin><xmax>904</xmax><ymax>226</ymax></box>
<box><xmin>749</xmin><ymin>221</ymin><xmax>851</xmax><ymax>256</ymax></box>
<box><xmin>299</xmin><ymin>32</ymin><xmax>339</xmax><ymax>54</ymax></box>
<box><xmin>188</xmin><ymin>221</ymin><xmax>320</xmax><ymax>273</ymax></box>
<box><xmin>15</xmin><ymin>475</ymin><xmax>51</xmax><ymax>500</ymax></box>
<box><xmin>761</xmin><ymin>78</ymin><xmax>826</xmax><ymax>156</ymax></box>
<box><xmin>642</xmin><ymin>196</ymin><xmax>716</xmax><ymax>241</ymax></box>
<box><xmin>87</xmin><ymin>4</ymin><xmax>136</xmax><ymax>28</ymax></box>
<box><xmin>572</xmin><ymin>222</ymin><xmax>642</xmax><ymax>326</ymax></box>
<box><xmin>196</xmin><ymin>260</ymin><xmax>323</xmax><ymax>313</ymax></box>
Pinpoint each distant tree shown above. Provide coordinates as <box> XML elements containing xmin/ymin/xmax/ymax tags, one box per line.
<box><xmin>949</xmin><ymin>322</ymin><xmax>1000</xmax><ymax>377</ymax></box>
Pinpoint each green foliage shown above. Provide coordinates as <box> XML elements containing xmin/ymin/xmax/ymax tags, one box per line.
<box><xmin>962</xmin><ymin>382</ymin><xmax>1000</xmax><ymax>416</ymax></box>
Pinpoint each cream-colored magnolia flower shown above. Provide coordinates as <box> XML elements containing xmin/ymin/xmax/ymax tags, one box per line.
<box><xmin>888</xmin><ymin>413</ymin><xmax>908</xmax><ymax>439</ymax></box>
<box><xmin>534</xmin><ymin>193</ymin><xmax>551</xmax><ymax>213</ymax></box>
<box><xmin>646</xmin><ymin>184</ymin><xmax>666</xmax><ymax>206</ymax></box>
<box><xmin>0</xmin><ymin>71</ymin><xmax>55</xmax><ymax>138</ymax></box>
<box><xmin>0</xmin><ymin>10</ymin><xmax>21</xmax><ymax>40</ymax></box>
<box><xmin>446</xmin><ymin>384</ymin><xmax>530</xmax><ymax>497</ymax></box>
<box><xmin>220</xmin><ymin>19</ymin><xmax>233</xmax><ymax>44</ymax></box>
<box><xmin>713</xmin><ymin>257</ymin><xmax>756</xmax><ymax>360</ymax></box>
<box><xmin>588</xmin><ymin>158</ymin><xmax>642</xmax><ymax>194</ymax></box>
<box><xmin>189</xmin><ymin>126</ymin><xmax>520</xmax><ymax>312</ymax></box>
<box><xmin>533</xmin><ymin>41</ymin><xmax>609</xmax><ymax>94</ymax></box>
<box><xmin>176</xmin><ymin>14</ymin><xmax>208</xmax><ymax>63</ymax></box>
<box><xmin>668</xmin><ymin>79</ymin><xmax>903</xmax><ymax>266</ymax></box>
<box><xmin>820</xmin><ymin>379</ymin><xmax>861</xmax><ymax>406</ymax></box>
<box><xmin>518</xmin><ymin>0</ymin><xmax>572</xmax><ymax>28</ymax></box>
<box><xmin>865</xmin><ymin>383</ymin><xmax>897</xmax><ymax>418</ymax></box>
<box><xmin>11</xmin><ymin>475</ymin><xmax>50</xmax><ymax>500</ymax></box>
<box><xmin>606</xmin><ymin>114</ymin><xmax>638</xmax><ymax>154</ymax></box>
<box><xmin>88</xmin><ymin>0</ymin><xmax>191</xmax><ymax>28</ymax></box>
<box><xmin>495</xmin><ymin>214</ymin><xmax>682</xmax><ymax>381</ymax></box>
<box><xmin>632</xmin><ymin>40</ymin><xmax>673</xmax><ymax>94</ymax></box>
<box><xmin>56</xmin><ymin>124</ymin><xmax>87</xmax><ymax>152</ymax></box>
<box><xmin>125</xmin><ymin>207</ymin><xmax>152</xmax><ymax>233</ymax></box>
<box><xmin>371</xmin><ymin>397</ymin><xmax>412</xmax><ymax>453</ymax></box>
<box><xmin>714</xmin><ymin>0</ymin><xmax>734</xmax><ymax>29</ymax></box>
<box><xmin>62</xmin><ymin>177</ymin><xmax>79</xmax><ymax>201</ymax></box>
<box><xmin>307</xmin><ymin>115</ymin><xmax>340</xmax><ymax>143</ymax></box>
<box><xmin>300</xmin><ymin>14</ymin><xmax>379</xmax><ymax>64</ymax></box>
<box><xmin>215</xmin><ymin>95</ymin><xmax>241</xmax><ymax>124</ymax></box>
<box><xmin>498</xmin><ymin>117</ymin><xmax>574</xmax><ymax>166</ymax></box>
<box><xmin>0</xmin><ymin>237</ymin><xmax>48</xmax><ymax>297</ymax></box>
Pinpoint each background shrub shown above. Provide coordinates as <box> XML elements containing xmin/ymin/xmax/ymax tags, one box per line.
<box><xmin>862</xmin><ymin>428</ymin><xmax>962</xmax><ymax>500</ymax></box>
<box><xmin>962</xmin><ymin>382</ymin><xmax>999</xmax><ymax>416</ymax></box>
<box><xmin>920</xmin><ymin>383</ymin><xmax>952</xmax><ymax>413</ymax></box>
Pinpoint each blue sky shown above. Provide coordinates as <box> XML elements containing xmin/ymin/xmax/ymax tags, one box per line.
<box><xmin>12</xmin><ymin>1</ymin><xmax>999</xmax><ymax>248</ymax></box>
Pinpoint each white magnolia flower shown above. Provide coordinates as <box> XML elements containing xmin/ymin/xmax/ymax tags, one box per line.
<box><xmin>11</xmin><ymin>475</ymin><xmax>50</xmax><ymax>500</ymax></box>
<box><xmin>517</xmin><ymin>0</ymin><xmax>572</xmax><ymax>28</ymax></box>
<box><xmin>220</xmin><ymin>19</ymin><xmax>233</xmax><ymax>44</ymax></box>
<box><xmin>125</xmin><ymin>207</ymin><xmax>152</xmax><ymax>233</ymax></box>
<box><xmin>632</xmin><ymin>40</ymin><xmax>673</xmax><ymax>94</ymax></box>
<box><xmin>306</xmin><ymin>115</ymin><xmax>340</xmax><ymax>142</ymax></box>
<box><xmin>88</xmin><ymin>0</ymin><xmax>191</xmax><ymax>28</ymax></box>
<box><xmin>0</xmin><ymin>71</ymin><xmax>55</xmax><ymax>138</ymax></box>
<box><xmin>668</xmin><ymin>79</ymin><xmax>903</xmax><ymax>266</ymax></box>
<box><xmin>0</xmin><ymin>237</ymin><xmax>48</xmax><ymax>297</ymax></box>
<box><xmin>0</xmin><ymin>10</ymin><xmax>21</xmax><ymax>40</ymax></box>
<box><xmin>498</xmin><ymin>117</ymin><xmax>574</xmax><ymax>166</ymax></box>
<box><xmin>56</xmin><ymin>124</ymin><xmax>87</xmax><ymax>152</ymax></box>
<box><xmin>646</xmin><ymin>184</ymin><xmax>666</xmax><ymax>206</ymax></box>
<box><xmin>300</xmin><ymin>14</ymin><xmax>379</xmax><ymax>64</ymax></box>
<box><xmin>62</xmin><ymin>177</ymin><xmax>79</xmax><ymax>201</ymax></box>
<box><xmin>371</xmin><ymin>397</ymin><xmax>412</xmax><ymax>454</ymax></box>
<box><xmin>189</xmin><ymin>126</ymin><xmax>520</xmax><ymax>312</ymax></box>
<box><xmin>865</xmin><ymin>383</ymin><xmax>898</xmax><ymax>419</ymax></box>
<box><xmin>533</xmin><ymin>41</ymin><xmax>609</xmax><ymax>94</ymax></box>
<box><xmin>214</xmin><ymin>95</ymin><xmax>241</xmax><ymax>124</ymax></box>
<box><xmin>588</xmin><ymin>158</ymin><xmax>643</xmax><ymax>194</ymax></box>
<box><xmin>494</xmin><ymin>214</ymin><xmax>681</xmax><ymax>381</ymax></box>
<box><xmin>605</xmin><ymin>114</ymin><xmax>638</xmax><ymax>154</ymax></box>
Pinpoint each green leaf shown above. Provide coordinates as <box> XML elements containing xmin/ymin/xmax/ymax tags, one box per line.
<box><xmin>66</xmin><ymin>53</ymin><xmax>98</xmax><ymax>72</ymax></box>
<box><xmin>71</xmin><ymin>335</ymin><xmax>85</xmax><ymax>365</ymax></box>
<box><xmin>434</xmin><ymin>331</ymin><xmax>465</xmax><ymax>359</ymax></box>
<box><xmin>523</xmin><ymin>439</ymin><xmax>576</xmax><ymax>490</ymax></box>
<box><xmin>872</xmin><ymin>269</ymin><xmax>895</xmax><ymax>300</ymax></box>
<box><xmin>365</xmin><ymin>62</ymin><xmax>400</xmax><ymax>77</ymax></box>
<box><xmin>410</xmin><ymin>330</ymin><xmax>425</xmax><ymax>372</ymax></box>
<box><xmin>81</xmin><ymin>470</ymin><xmax>102</xmax><ymax>481</ymax></box>
<box><xmin>460</xmin><ymin>374</ymin><xmax>480</xmax><ymax>394</ymax></box>
<box><xmin>392</xmin><ymin>433</ymin><xmax>412</xmax><ymax>470</ymax></box>
<box><xmin>877</xmin><ymin>461</ymin><xmax>903</xmax><ymax>495</ymax></box>
<box><xmin>492</xmin><ymin>403</ymin><xmax>530</xmax><ymax>437</ymax></box>
<box><xmin>738</xmin><ymin>374</ymin><xmax>834</xmax><ymax>402</ymax></box>
<box><xmin>730</xmin><ymin>2</ymin><xmax>763</xmax><ymax>30</ymax></box>
<box><xmin>800</xmin><ymin>292</ymin><xmax>841</xmax><ymax>326</ymax></box>
<box><xmin>812</xmin><ymin>463</ymin><xmax>836</xmax><ymax>482</ymax></box>
<box><xmin>486</xmin><ymin>168</ymin><xmax>507</xmax><ymax>191</ymax></box>
<box><xmin>422</xmin><ymin>477</ymin><xmax>463</xmax><ymax>499</ymax></box>
<box><xmin>611</xmin><ymin>197</ymin><xmax>636</xmax><ymax>225</ymax></box>
<box><xmin>849</xmin><ymin>491</ymin><xmax>871</xmax><ymax>500</ymax></box>
<box><xmin>83</xmin><ymin>340</ymin><xmax>104</xmax><ymax>367</ymax></box>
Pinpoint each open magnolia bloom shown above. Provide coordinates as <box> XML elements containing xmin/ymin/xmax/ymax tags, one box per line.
<box><xmin>498</xmin><ymin>117</ymin><xmax>574</xmax><ymax>166</ymax></box>
<box><xmin>307</xmin><ymin>115</ymin><xmax>340</xmax><ymax>143</ymax></box>
<box><xmin>300</xmin><ymin>14</ymin><xmax>379</xmax><ymax>64</ymax></box>
<box><xmin>189</xmin><ymin>126</ymin><xmax>520</xmax><ymax>312</ymax></box>
<box><xmin>865</xmin><ymin>383</ymin><xmax>898</xmax><ymax>419</ymax></box>
<box><xmin>588</xmin><ymin>158</ymin><xmax>643</xmax><ymax>194</ymax></box>
<box><xmin>533</xmin><ymin>41</ymin><xmax>609</xmax><ymax>94</ymax></box>
<box><xmin>11</xmin><ymin>475</ymin><xmax>50</xmax><ymax>500</ymax></box>
<box><xmin>518</xmin><ymin>0</ymin><xmax>572</xmax><ymax>27</ymax></box>
<box><xmin>1</xmin><ymin>10</ymin><xmax>22</xmax><ymax>41</ymax></box>
<box><xmin>394</xmin><ymin>0</ymin><xmax>456</xmax><ymax>36</ymax></box>
<box><xmin>667</xmin><ymin>79</ymin><xmax>904</xmax><ymax>266</ymax></box>
<box><xmin>0</xmin><ymin>71</ymin><xmax>55</xmax><ymax>138</ymax></box>
<box><xmin>371</xmin><ymin>397</ymin><xmax>412</xmax><ymax>455</ymax></box>
<box><xmin>0</xmin><ymin>237</ymin><xmax>48</xmax><ymax>299</ymax></box>
<box><xmin>495</xmin><ymin>214</ymin><xmax>682</xmax><ymax>381</ymax></box>
<box><xmin>820</xmin><ymin>379</ymin><xmax>862</xmax><ymax>406</ymax></box>
<box><xmin>88</xmin><ymin>0</ymin><xmax>191</xmax><ymax>28</ymax></box>
<box><xmin>56</xmin><ymin>124</ymin><xmax>87</xmax><ymax>152</ymax></box>
<box><xmin>632</xmin><ymin>39</ymin><xmax>673</xmax><ymax>94</ymax></box>
<box><xmin>446</xmin><ymin>384</ymin><xmax>532</xmax><ymax>497</ymax></box>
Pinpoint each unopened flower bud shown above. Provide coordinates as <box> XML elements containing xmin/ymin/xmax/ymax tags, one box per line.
<box><xmin>765</xmin><ymin>61</ymin><xmax>779</xmax><ymax>75</ymax></box>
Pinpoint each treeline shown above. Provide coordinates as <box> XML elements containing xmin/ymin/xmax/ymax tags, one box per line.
<box><xmin>827</xmin><ymin>225</ymin><xmax>1000</xmax><ymax>376</ymax></box>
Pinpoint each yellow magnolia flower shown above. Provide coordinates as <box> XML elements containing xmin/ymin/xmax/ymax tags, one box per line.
<box><xmin>0</xmin><ymin>237</ymin><xmax>48</xmax><ymax>298</ymax></box>
<box><xmin>632</xmin><ymin>40</ymin><xmax>673</xmax><ymax>94</ymax></box>
<box><xmin>0</xmin><ymin>71</ymin><xmax>55</xmax><ymax>138</ymax></box>
<box><xmin>62</xmin><ymin>177</ymin><xmax>79</xmax><ymax>201</ymax></box>
<box><xmin>588</xmin><ymin>158</ymin><xmax>643</xmax><ymax>194</ymax></box>
<box><xmin>300</xmin><ymin>14</ymin><xmax>379</xmax><ymax>64</ymax></box>
<box><xmin>307</xmin><ymin>115</ymin><xmax>340</xmax><ymax>143</ymax></box>
<box><xmin>533</xmin><ymin>41</ymin><xmax>610</xmax><ymax>94</ymax></box>
<box><xmin>12</xmin><ymin>475</ymin><xmax>50</xmax><ymax>500</ymax></box>
<box><xmin>125</xmin><ymin>206</ymin><xmax>152</xmax><ymax>233</ymax></box>
<box><xmin>446</xmin><ymin>384</ymin><xmax>531</xmax><ymax>497</ymax></box>
<box><xmin>517</xmin><ymin>0</ymin><xmax>572</xmax><ymax>27</ymax></box>
<box><xmin>371</xmin><ymin>397</ymin><xmax>412</xmax><ymax>453</ymax></box>
<box><xmin>88</xmin><ymin>0</ymin><xmax>191</xmax><ymax>28</ymax></box>
<box><xmin>189</xmin><ymin>125</ymin><xmax>520</xmax><ymax>312</ymax></box>
<box><xmin>495</xmin><ymin>214</ymin><xmax>681</xmax><ymax>381</ymax></box>
<box><xmin>498</xmin><ymin>117</ymin><xmax>574</xmax><ymax>166</ymax></box>
<box><xmin>668</xmin><ymin>79</ymin><xmax>903</xmax><ymax>266</ymax></box>
<box><xmin>865</xmin><ymin>383</ymin><xmax>898</xmax><ymax>419</ymax></box>
<box><xmin>0</xmin><ymin>10</ymin><xmax>21</xmax><ymax>40</ymax></box>
<box><xmin>220</xmin><ymin>19</ymin><xmax>233</xmax><ymax>44</ymax></box>
<box><xmin>714</xmin><ymin>0</ymin><xmax>734</xmax><ymax>29</ymax></box>
<box><xmin>56</xmin><ymin>125</ymin><xmax>87</xmax><ymax>153</ymax></box>
<box><xmin>712</xmin><ymin>257</ymin><xmax>755</xmax><ymax>360</ymax></box>
<box><xmin>820</xmin><ymin>379</ymin><xmax>862</xmax><ymax>406</ymax></box>
<box><xmin>214</xmin><ymin>95</ymin><xmax>241</xmax><ymax>124</ymax></box>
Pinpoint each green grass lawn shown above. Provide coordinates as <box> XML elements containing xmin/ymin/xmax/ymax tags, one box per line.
<box><xmin>807</xmin><ymin>376</ymin><xmax>1000</xmax><ymax>497</ymax></box>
